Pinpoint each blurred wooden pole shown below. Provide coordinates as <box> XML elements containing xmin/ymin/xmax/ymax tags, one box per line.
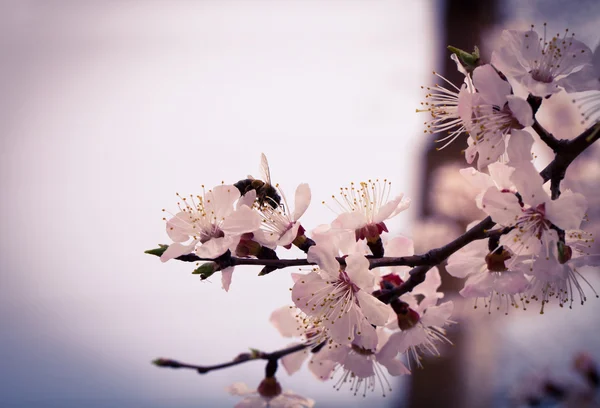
<box><xmin>398</xmin><ymin>0</ymin><xmax>498</xmax><ymax>407</ymax></box>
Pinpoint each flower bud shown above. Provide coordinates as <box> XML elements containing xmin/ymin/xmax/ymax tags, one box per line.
<box><xmin>391</xmin><ymin>300</ymin><xmax>420</xmax><ymax>330</ymax></box>
<box><xmin>235</xmin><ymin>233</ymin><xmax>262</xmax><ymax>257</ymax></box>
<box><xmin>257</xmin><ymin>376</ymin><xmax>282</xmax><ymax>399</ymax></box>
<box><xmin>397</xmin><ymin>307</ymin><xmax>421</xmax><ymax>330</ymax></box>
<box><xmin>557</xmin><ymin>242</ymin><xmax>573</xmax><ymax>264</ymax></box>
<box><xmin>380</xmin><ymin>273</ymin><xmax>404</xmax><ymax>289</ymax></box>
<box><xmin>485</xmin><ymin>248</ymin><xmax>512</xmax><ymax>272</ymax></box>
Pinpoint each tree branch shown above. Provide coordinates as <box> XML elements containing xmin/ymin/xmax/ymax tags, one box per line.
<box><xmin>527</xmin><ymin>93</ymin><xmax>561</xmax><ymax>152</ymax></box>
<box><xmin>540</xmin><ymin>122</ymin><xmax>600</xmax><ymax>199</ymax></box>
<box><xmin>532</xmin><ymin>118</ymin><xmax>561</xmax><ymax>152</ymax></box>
<box><xmin>147</xmin><ymin>122</ymin><xmax>600</xmax><ymax>305</ymax></box>
<box><xmin>149</xmin><ymin>120</ymin><xmax>600</xmax><ymax>383</ymax></box>
<box><xmin>380</xmin><ymin>121</ymin><xmax>600</xmax><ymax>302</ymax></box>
<box><xmin>153</xmin><ymin>343</ymin><xmax>309</xmax><ymax>375</ymax></box>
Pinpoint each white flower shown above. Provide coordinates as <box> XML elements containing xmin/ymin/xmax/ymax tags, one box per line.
<box><xmin>227</xmin><ymin>380</ymin><xmax>314</xmax><ymax>408</ymax></box>
<box><xmin>160</xmin><ymin>184</ymin><xmax>261</xmax><ymax>262</ymax></box>
<box><xmin>525</xmin><ymin>229</ymin><xmax>599</xmax><ymax>312</ymax></box>
<box><xmin>310</xmin><ymin>328</ymin><xmax>409</xmax><ymax>397</ymax></box>
<box><xmin>460</xmin><ymin>162</ymin><xmax>518</xmax><ymax>208</ymax></box>
<box><xmin>446</xmin><ymin>232</ymin><xmax>529</xmax><ymax>314</ymax></box>
<box><xmin>382</xmin><ymin>298</ymin><xmax>454</xmax><ymax>369</ymax></box>
<box><xmin>254</xmin><ymin>183</ymin><xmax>311</xmax><ymax>249</ymax></box>
<box><xmin>417</xmin><ymin>54</ymin><xmax>475</xmax><ymax>149</ymax></box>
<box><xmin>481</xmin><ymin>162</ymin><xmax>587</xmax><ymax>257</ymax></box>
<box><xmin>377</xmin><ymin>267</ymin><xmax>453</xmax><ymax>368</ymax></box>
<box><xmin>268</xmin><ymin>305</ymin><xmax>327</xmax><ymax>377</ymax></box>
<box><xmin>291</xmin><ymin>249</ymin><xmax>390</xmax><ymax>346</ymax></box>
<box><xmin>328</xmin><ymin>180</ymin><xmax>410</xmax><ymax>245</ymax></box>
<box><xmin>462</xmin><ymin>64</ymin><xmax>534</xmax><ymax>169</ymax></box>
<box><xmin>573</xmin><ymin>43</ymin><xmax>600</xmax><ymax>124</ymax></box>
<box><xmin>491</xmin><ymin>25</ymin><xmax>594</xmax><ymax>97</ymax></box>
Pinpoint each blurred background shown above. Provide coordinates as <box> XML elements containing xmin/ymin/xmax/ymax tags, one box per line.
<box><xmin>0</xmin><ymin>0</ymin><xmax>599</xmax><ymax>407</ymax></box>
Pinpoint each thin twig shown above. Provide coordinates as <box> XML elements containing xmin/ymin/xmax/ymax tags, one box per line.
<box><xmin>153</xmin><ymin>343</ymin><xmax>309</xmax><ymax>374</ymax></box>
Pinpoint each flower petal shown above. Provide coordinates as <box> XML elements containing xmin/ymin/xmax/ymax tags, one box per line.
<box><xmin>388</xmin><ymin>196</ymin><xmax>412</xmax><ymax>220</ymax></box>
<box><xmin>507</xmin><ymin>95</ymin><xmax>533</xmax><ymax>127</ymax></box>
<box><xmin>278</xmin><ymin>222</ymin><xmax>301</xmax><ymax>248</ymax></box>
<box><xmin>226</xmin><ymin>382</ymin><xmax>255</xmax><ymax>396</ymax></box>
<box><xmin>411</xmin><ymin>267</ymin><xmax>444</xmax><ymax>310</ymax></box>
<box><xmin>507</xmin><ymin>130</ymin><xmax>534</xmax><ymax>165</ymax></box>
<box><xmin>221</xmin><ymin>267</ymin><xmax>234</xmax><ymax>292</ymax></box>
<box><xmin>165</xmin><ymin>211</ymin><xmax>194</xmax><ymax>242</ymax></box>
<box><xmin>221</xmin><ymin>205</ymin><xmax>261</xmax><ymax>234</ymax></box>
<box><xmin>160</xmin><ymin>241</ymin><xmax>196</xmax><ymax>262</ymax></box>
<box><xmin>207</xmin><ymin>185</ymin><xmax>239</xmax><ymax>219</ymax></box>
<box><xmin>460</xmin><ymin>273</ymin><xmax>494</xmax><ymax>298</ymax></box>
<box><xmin>510</xmin><ymin>162</ymin><xmax>547</xmax><ymax>208</ymax></box>
<box><xmin>307</xmin><ymin>245</ymin><xmax>340</xmax><ymax>276</ymax></box>
<box><xmin>344</xmin><ymin>254</ymin><xmax>374</xmax><ymax>290</ymax></box>
<box><xmin>196</xmin><ymin>236</ymin><xmax>237</xmax><ymax>258</ymax></box>
<box><xmin>381</xmin><ymin>357</ymin><xmax>411</xmax><ymax>376</ymax></box>
<box><xmin>344</xmin><ymin>352</ymin><xmax>374</xmax><ymax>378</ymax></box>
<box><xmin>460</xmin><ymin>167</ymin><xmax>494</xmax><ymax>191</ymax></box>
<box><xmin>269</xmin><ymin>306</ymin><xmax>301</xmax><ymax>338</ymax></box>
<box><xmin>384</xmin><ymin>235</ymin><xmax>415</xmax><ymax>258</ymax></box>
<box><xmin>481</xmin><ymin>187</ymin><xmax>521</xmax><ymax>226</ymax></box>
<box><xmin>546</xmin><ymin>190</ymin><xmax>587</xmax><ymax>230</ymax></box>
<box><xmin>332</xmin><ymin>211</ymin><xmax>368</xmax><ymax>230</ymax></box>
<box><xmin>309</xmin><ymin>352</ymin><xmax>337</xmax><ymax>381</ymax></box>
<box><xmin>234</xmin><ymin>397</ymin><xmax>264</xmax><ymax>408</ymax></box>
<box><xmin>237</xmin><ymin>189</ymin><xmax>256</xmax><ymax>209</ymax></box>
<box><xmin>571</xmin><ymin>255</ymin><xmax>600</xmax><ymax>268</ymax></box>
<box><xmin>420</xmin><ymin>301</ymin><xmax>454</xmax><ymax>328</ymax></box>
<box><xmin>378</xmin><ymin>331</ymin><xmax>409</xmax><ymax>357</ymax></box>
<box><xmin>356</xmin><ymin>290</ymin><xmax>390</xmax><ymax>326</ymax></box>
<box><xmin>292</xmin><ymin>183</ymin><xmax>311</xmax><ymax>221</ymax></box>
<box><xmin>281</xmin><ymin>343</ymin><xmax>309</xmax><ymax>376</ymax></box>
<box><xmin>446</xmin><ymin>240</ymin><xmax>487</xmax><ymax>279</ymax></box>
<box><xmin>473</xmin><ymin>64</ymin><xmax>511</xmax><ymax>107</ymax></box>
<box><xmin>488</xmin><ymin>162</ymin><xmax>515</xmax><ymax>190</ymax></box>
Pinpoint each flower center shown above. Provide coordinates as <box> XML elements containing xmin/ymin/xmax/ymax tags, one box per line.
<box><xmin>339</xmin><ymin>270</ymin><xmax>360</xmax><ymax>294</ymax></box>
<box><xmin>517</xmin><ymin>203</ymin><xmax>551</xmax><ymax>239</ymax></box>
<box><xmin>351</xmin><ymin>344</ymin><xmax>374</xmax><ymax>356</ymax></box>
<box><xmin>530</xmin><ymin>68</ymin><xmax>553</xmax><ymax>83</ymax></box>
<box><xmin>199</xmin><ymin>226</ymin><xmax>224</xmax><ymax>243</ymax></box>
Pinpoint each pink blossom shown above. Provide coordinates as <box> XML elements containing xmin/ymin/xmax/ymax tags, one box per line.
<box><xmin>492</xmin><ymin>26</ymin><xmax>594</xmax><ymax>97</ymax></box>
<box><xmin>291</xmin><ymin>249</ymin><xmax>390</xmax><ymax>346</ymax></box>
<box><xmin>161</xmin><ymin>185</ymin><xmax>261</xmax><ymax>262</ymax></box>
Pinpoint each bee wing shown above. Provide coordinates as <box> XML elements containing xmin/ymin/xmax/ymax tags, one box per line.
<box><xmin>247</xmin><ymin>175</ymin><xmax>255</xmax><ymax>180</ymax></box>
<box><xmin>259</xmin><ymin>153</ymin><xmax>272</xmax><ymax>184</ymax></box>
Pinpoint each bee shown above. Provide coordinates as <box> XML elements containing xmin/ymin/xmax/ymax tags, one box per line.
<box><xmin>234</xmin><ymin>153</ymin><xmax>282</xmax><ymax>209</ymax></box>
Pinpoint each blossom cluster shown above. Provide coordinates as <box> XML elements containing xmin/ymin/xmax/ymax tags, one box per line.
<box><xmin>149</xmin><ymin>24</ymin><xmax>600</xmax><ymax>407</ymax></box>
<box><xmin>420</xmin><ymin>24</ymin><xmax>600</xmax><ymax>315</ymax></box>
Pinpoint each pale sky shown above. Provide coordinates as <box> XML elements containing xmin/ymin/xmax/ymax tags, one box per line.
<box><xmin>0</xmin><ymin>1</ymin><xmax>440</xmax><ymax>406</ymax></box>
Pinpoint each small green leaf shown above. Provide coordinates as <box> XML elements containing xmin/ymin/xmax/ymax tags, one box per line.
<box><xmin>447</xmin><ymin>45</ymin><xmax>480</xmax><ymax>69</ymax></box>
<box><xmin>145</xmin><ymin>244</ymin><xmax>168</xmax><ymax>257</ymax></box>
<box><xmin>192</xmin><ymin>262</ymin><xmax>218</xmax><ymax>279</ymax></box>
